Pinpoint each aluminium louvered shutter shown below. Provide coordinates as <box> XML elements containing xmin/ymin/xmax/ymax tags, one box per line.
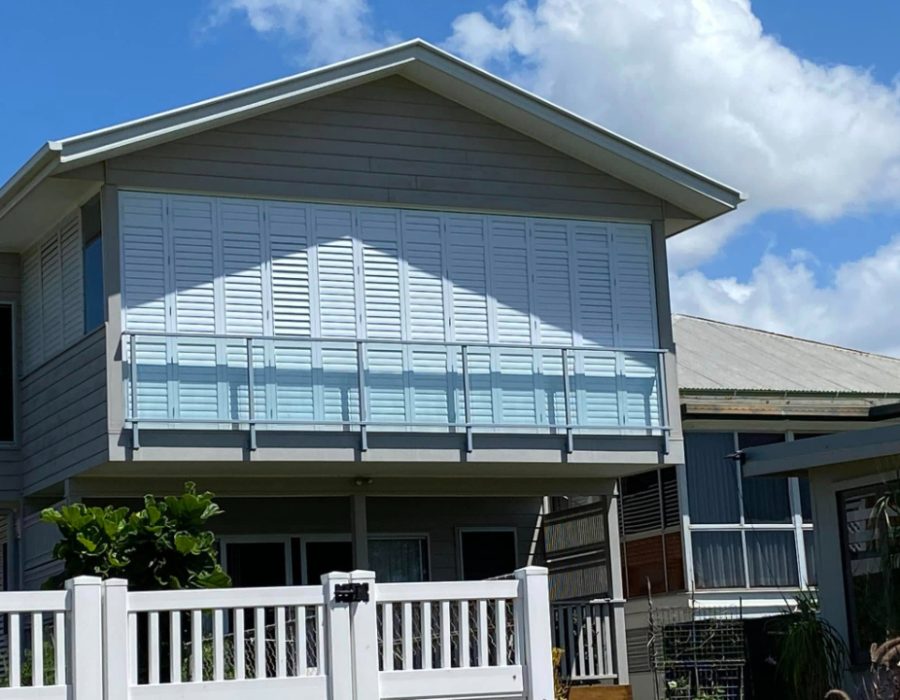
<box><xmin>120</xmin><ymin>192</ymin><xmax>170</xmax><ymax>419</ymax></box>
<box><xmin>611</xmin><ymin>225</ymin><xmax>659</xmax><ymax>427</ymax></box>
<box><xmin>220</xmin><ymin>199</ymin><xmax>266</xmax><ymax>420</ymax></box>
<box><xmin>401</xmin><ymin>211</ymin><xmax>451</xmax><ymax>425</ymax></box>
<box><xmin>572</xmin><ymin>223</ymin><xmax>618</xmax><ymax>426</ymax></box>
<box><xmin>445</xmin><ymin>214</ymin><xmax>492</xmax><ymax>424</ymax></box>
<box><xmin>358</xmin><ymin>208</ymin><xmax>406</xmax><ymax>425</ymax></box>
<box><xmin>39</xmin><ymin>235</ymin><xmax>63</xmax><ymax>361</ymax></box>
<box><xmin>313</xmin><ymin>206</ymin><xmax>359</xmax><ymax>424</ymax></box>
<box><xmin>488</xmin><ymin>216</ymin><xmax>537</xmax><ymax>425</ymax></box>
<box><xmin>170</xmin><ymin>196</ymin><xmax>219</xmax><ymax>420</ymax></box>
<box><xmin>21</xmin><ymin>246</ymin><xmax>42</xmax><ymax>374</ymax></box>
<box><xmin>59</xmin><ymin>214</ymin><xmax>84</xmax><ymax>346</ymax></box>
<box><xmin>268</xmin><ymin>202</ymin><xmax>315</xmax><ymax>422</ymax></box>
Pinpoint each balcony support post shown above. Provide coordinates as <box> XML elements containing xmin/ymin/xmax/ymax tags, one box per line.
<box><xmin>357</xmin><ymin>341</ymin><xmax>368</xmax><ymax>452</ymax></box>
<box><xmin>461</xmin><ymin>344</ymin><xmax>473</xmax><ymax>453</ymax></box>
<box><xmin>246</xmin><ymin>337</ymin><xmax>257</xmax><ymax>451</ymax></box>
<box><xmin>561</xmin><ymin>348</ymin><xmax>573</xmax><ymax>454</ymax></box>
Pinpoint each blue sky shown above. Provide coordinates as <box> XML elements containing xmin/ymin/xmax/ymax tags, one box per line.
<box><xmin>2</xmin><ymin>1</ymin><xmax>899</xmax><ymax>354</ymax></box>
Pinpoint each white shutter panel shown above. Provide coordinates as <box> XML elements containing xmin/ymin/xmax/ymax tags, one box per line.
<box><xmin>488</xmin><ymin>217</ymin><xmax>536</xmax><ymax>425</ymax></box>
<box><xmin>446</xmin><ymin>214</ymin><xmax>492</xmax><ymax>424</ymax></box>
<box><xmin>402</xmin><ymin>212</ymin><xmax>450</xmax><ymax>425</ymax></box>
<box><xmin>40</xmin><ymin>235</ymin><xmax>63</xmax><ymax>361</ymax></box>
<box><xmin>60</xmin><ymin>213</ymin><xmax>84</xmax><ymax>346</ymax></box>
<box><xmin>21</xmin><ymin>246</ymin><xmax>42</xmax><ymax>373</ymax></box>
<box><xmin>572</xmin><ymin>223</ymin><xmax>618</xmax><ymax>426</ymax></box>
<box><xmin>268</xmin><ymin>202</ymin><xmax>315</xmax><ymax>422</ymax></box>
<box><xmin>611</xmin><ymin>225</ymin><xmax>659</xmax><ymax>427</ymax></box>
<box><xmin>531</xmin><ymin>220</ymin><xmax>574</xmax><ymax>426</ymax></box>
<box><xmin>170</xmin><ymin>196</ymin><xmax>218</xmax><ymax>420</ymax></box>
<box><xmin>313</xmin><ymin>206</ymin><xmax>359</xmax><ymax>424</ymax></box>
<box><xmin>220</xmin><ymin>200</ymin><xmax>266</xmax><ymax>420</ymax></box>
<box><xmin>359</xmin><ymin>209</ymin><xmax>405</xmax><ymax>425</ymax></box>
<box><xmin>120</xmin><ymin>192</ymin><xmax>170</xmax><ymax>419</ymax></box>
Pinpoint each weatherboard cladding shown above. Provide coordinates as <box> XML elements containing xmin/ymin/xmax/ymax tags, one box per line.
<box><xmin>673</xmin><ymin>315</ymin><xmax>900</xmax><ymax>394</ymax></box>
<box><xmin>104</xmin><ymin>76</ymin><xmax>667</xmax><ymax>222</ymax></box>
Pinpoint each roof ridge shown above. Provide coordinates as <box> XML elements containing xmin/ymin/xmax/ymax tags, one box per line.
<box><xmin>673</xmin><ymin>314</ymin><xmax>900</xmax><ymax>363</ymax></box>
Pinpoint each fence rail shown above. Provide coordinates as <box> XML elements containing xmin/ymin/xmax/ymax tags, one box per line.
<box><xmin>122</xmin><ymin>332</ymin><xmax>669</xmax><ymax>452</ymax></box>
<box><xmin>0</xmin><ymin>568</ymin><xmax>555</xmax><ymax>700</ymax></box>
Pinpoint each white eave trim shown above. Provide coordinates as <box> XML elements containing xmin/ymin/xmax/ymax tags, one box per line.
<box><xmin>0</xmin><ymin>39</ymin><xmax>743</xmax><ymax>225</ymax></box>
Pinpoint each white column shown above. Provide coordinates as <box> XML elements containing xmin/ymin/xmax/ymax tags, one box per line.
<box><xmin>66</xmin><ymin>576</ymin><xmax>105</xmax><ymax>700</ymax></box>
<box><xmin>516</xmin><ymin>566</ymin><xmax>555</xmax><ymax>700</ymax></box>
<box><xmin>103</xmin><ymin>578</ymin><xmax>129</xmax><ymax>700</ymax></box>
<box><xmin>323</xmin><ymin>571</ymin><xmax>353</xmax><ymax>700</ymax></box>
<box><xmin>351</xmin><ymin>494</ymin><xmax>369</xmax><ymax>570</ymax></box>
<box><xmin>604</xmin><ymin>484</ymin><xmax>630</xmax><ymax>684</ymax></box>
<box><xmin>349</xmin><ymin>570</ymin><xmax>379</xmax><ymax>700</ymax></box>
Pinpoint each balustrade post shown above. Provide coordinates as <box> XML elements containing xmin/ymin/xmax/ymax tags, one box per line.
<box><xmin>102</xmin><ymin>578</ymin><xmax>129</xmax><ymax>700</ymax></box>
<box><xmin>515</xmin><ymin>567</ymin><xmax>554</xmax><ymax>700</ymax></box>
<box><xmin>349</xmin><ymin>570</ymin><xmax>379</xmax><ymax>700</ymax></box>
<box><xmin>67</xmin><ymin>576</ymin><xmax>105</xmax><ymax>700</ymax></box>
<box><xmin>129</xmin><ymin>334</ymin><xmax>139</xmax><ymax>450</ymax></box>
<box><xmin>356</xmin><ymin>341</ymin><xmax>368</xmax><ymax>452</ymax></box>
<box><xmin>246</xmin><ymin>337</ymin><xmax>257</xmax><ymax>451</ymax></box>
<box><xmin>323</xmin><ymin>572</ymin><xmax>353</xmax><ymax>700</ymax></box>
<box><xmin>461</xmin><ymin>345</ymin><xmax>473</xmax><ymax>452</ymax></box>
<box><xmin>561</xmin><ymin>348</ymin><xmax>573</xmax><ymax>453</ymax></box>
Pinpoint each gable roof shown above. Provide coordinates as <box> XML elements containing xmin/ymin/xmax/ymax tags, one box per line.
<box><xmin>673</xmin><ymin>314</ymin><xmax>900</xmax><ymax>394</ymax></box>
<box><xmin>0</xmin><ymin>39</ymin><xmax>742</xmax><ymax>245</ymax></box>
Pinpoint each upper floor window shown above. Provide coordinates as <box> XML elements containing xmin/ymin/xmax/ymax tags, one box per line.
<box><xmin>684</xmin><ymin>432</ymin><xmax>814</xmax><ymax>590</ymax></box>
<box><xmin>81</xmin><ymin>197</ymin><xmax>104</xmax><ymax>332</ymax></box>
<box><xmin>21</xmin><ymin>211</ymin><xmax>85</xmax><ymax>373</ymax></box>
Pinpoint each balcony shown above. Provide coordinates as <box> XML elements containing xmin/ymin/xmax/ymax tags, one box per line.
<box><xmin>123</xmin><ymin>333</ymin><xmax>669</xmax><ymax>452</ymax></box>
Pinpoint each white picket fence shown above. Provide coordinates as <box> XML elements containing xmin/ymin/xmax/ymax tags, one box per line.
<box><xmin>552</xmin><ymin>600</ymin><xmax>620</xmax><ymax>683</ymax></box>
<box><xmin>0</xmin><ymin>567</ymin><xmax>554</xmax><ymax>700</ymax></box>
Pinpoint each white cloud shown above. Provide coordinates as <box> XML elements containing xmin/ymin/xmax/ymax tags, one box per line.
<box><xmin>446</xmin><ymin>0</ymin><xmax>900</xmax><ymax>269</ymax></box>
<box><xmin>671</xmin><ymin>235</ymin><xmax>900</xmax><ymax>356</ymax></box>
<box><xmin>206</xmin><ymin>0</ymin><xmax>382</xmax><ymax>65</ymax></box>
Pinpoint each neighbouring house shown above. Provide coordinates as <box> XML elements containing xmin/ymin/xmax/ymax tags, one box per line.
<box><xmin>0</xmin><ymin>39</ymin><xmax>743</xmax><ymax>693</ymax></box>
<box><xmin>608</xmin><ymin>315</ymin><xmax>900</xmax><ymax>699</ymax></box>
<box><xmin>743</xmin><ymin>406</ymin><xmax>900</xmax><ymax>677</ymax></box>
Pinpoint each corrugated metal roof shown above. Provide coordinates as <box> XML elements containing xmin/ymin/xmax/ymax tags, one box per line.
<box><xmin>673</xmin><ymin>314</ymin><xmax>900</xmax><ymax>394</ymax></box>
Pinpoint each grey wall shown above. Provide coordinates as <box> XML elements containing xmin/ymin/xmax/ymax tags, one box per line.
<box><xmin>104</xmin><ymin>76</ymin><xmax>666</xmax><ymax>222</ymax></box>
<box><xmin>21</xmin><ymin>327</ymin><xmax>108</xmax><ymax>494</ymax></box>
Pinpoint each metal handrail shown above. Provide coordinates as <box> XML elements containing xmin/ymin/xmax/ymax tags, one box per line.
<box><xmin>122</xmin><ymin>331</ymin><xmax>670</xmax><ymax>453</ymax></box>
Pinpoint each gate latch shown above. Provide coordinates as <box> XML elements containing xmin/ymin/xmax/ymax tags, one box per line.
<box><xmin>334</xmin><ymin>582</ymin><xmax>370</xmax><ymax>603</ymax></box>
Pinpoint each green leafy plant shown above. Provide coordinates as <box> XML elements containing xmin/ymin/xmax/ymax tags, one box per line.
<box><xmin>776</xmin><ymin>590</ymin><xmax>847</xmax><ymax>700</ymax></box>
<box><xmin>41</xmin><ymin>482</ymin><xmax>231</xmax><ymax>590</ymax></box>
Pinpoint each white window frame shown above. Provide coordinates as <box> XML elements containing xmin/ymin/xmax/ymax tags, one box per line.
<box><xmin>456</xmin><ymin>527</ymin><xmax>519</xmax><ymax>580</ymax></box>
<box><xmin>218</xmin><ymin>534</ymin><xmax>293</xmax><ymax>585</ymax></box>
<box><xmin>680</xmin><ymin>431</ymin><xmax>815</xmax><ymax>592</ymax></box>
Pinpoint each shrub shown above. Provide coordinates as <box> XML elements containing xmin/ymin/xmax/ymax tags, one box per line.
<box><xmin>40</xmin><ymin>482</ymin><xmax>230</xmax><ymax>590</ymax></box>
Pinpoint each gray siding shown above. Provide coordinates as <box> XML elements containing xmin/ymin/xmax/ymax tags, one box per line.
<box><xmin>0</xmin><ymin>254</ymin><xmax>21</xmax><ymax>502</ymax></box>
<box><xmin>21</xmin><ymin>328</ymin><xmax>108</xmax><ymax>493</ymax></box>
<box><xmin>105</xmin><ymin>76</ymin><xmax>665</xmax><ymax>221</ymax></box>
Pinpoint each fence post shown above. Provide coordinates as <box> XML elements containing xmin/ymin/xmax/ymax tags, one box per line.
<box><xmin>66</xmin><ymin>576</ymin><xmax>105</xmax><ymax>700</ymax></box>
<box><xmin>103</xmin><ymin>579</ymin><xmax>129</xmax><ymax>700</ymax></box>
<box><xmin>323</xmin><ymin>572</ymin><xmax>353</xmax><ymax>700</ymax></box>
<box><xmin>349</xmin><ymin>570</ymin><xmax>379</xmax><ymax>700</ymax></box>
<box><xmin>516</xmin><ymin>566</ymin><xmax>554</xmax><ymax>700</ymax></box>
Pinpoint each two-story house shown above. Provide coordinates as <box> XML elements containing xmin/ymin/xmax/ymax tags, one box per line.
<box><xmin>0</xmin><ymin>40</ymin><xmax>742</xmax><ymax>688</ymax></box>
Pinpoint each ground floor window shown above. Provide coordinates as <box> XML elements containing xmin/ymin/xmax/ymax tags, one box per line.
<box><xmin>222</xmin><ymin>535</ymin><xmax>430</xmax><ymax>585</ymax></box>
<box><xmin>683</xmin><ymin>431</ymin><xmax>815</xmax><ymax>590</ymax></box>
<box><xmin>459</xmin><ymin>529</ymin><xmax>517</xmax><ymax>580</ymax></box>
<box><xmin>839</xmin><ymin>479</ymin><xmax>900</xmax><ymax>664</ymax></box>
